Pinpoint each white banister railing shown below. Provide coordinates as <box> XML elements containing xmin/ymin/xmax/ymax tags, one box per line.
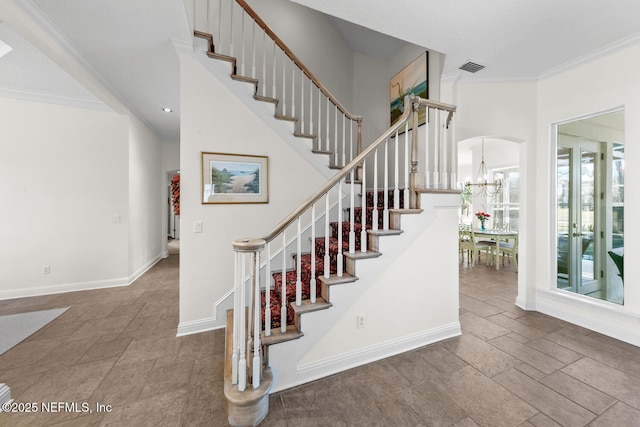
<box><xmin>230</xmin><ymin>96</ymin><xmax>456</xmax><ymax>393</ymax></box>
<box><xmin>191</xmin><ymin>0</ymin><xmax>363</xmax><ymax>167</ymax></box>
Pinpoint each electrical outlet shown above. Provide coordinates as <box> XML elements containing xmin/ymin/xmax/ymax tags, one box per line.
<box><xmin>43</xmin><ymin>265</ymin><xmax>50</xmax><ymax>274</ymax></box>
<box><xmin>357</xmin><ymin>314</ymin><xmax>365</xmax><ymax>329</ymax></box>
<box><xmin>113</xmin><ymin>214</ymin><xmax>121</xmax><ymax>223</ymax></box>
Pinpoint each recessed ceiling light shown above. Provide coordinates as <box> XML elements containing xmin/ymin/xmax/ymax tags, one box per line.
<box><xmin>162</xmin><ymin>107</ymin><xmax>172</xmax><ymax>113</ymax></box>
<box><xmin>0</xmin><ymin>39</ymin><xmax>13</xmax><ymax>59</ymax></box>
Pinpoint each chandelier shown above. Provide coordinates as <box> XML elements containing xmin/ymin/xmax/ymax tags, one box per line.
<box><xmin>464</xmin><ymin>139</ymin><xmax>502</xmax><ymax>197</ymax></box>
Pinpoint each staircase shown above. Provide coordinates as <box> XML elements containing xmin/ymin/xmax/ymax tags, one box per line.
<box><xmin>187</xmin><ymin>1</ymin><xmax>460</xmax><ymax>426</ymax></box>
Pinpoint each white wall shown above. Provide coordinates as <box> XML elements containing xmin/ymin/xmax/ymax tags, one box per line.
<box><xmin>178</xmin><ymin>53</ymin><xmax>328</xmax><ymax>332</ymax></box>
<box><xmin>128</xmin><ymin>117</ymin><xmax>166</xmax><ymax>279</ymax></box>
<box><xmin>0</xmin><ymin>98</ymin><xmax>130</xmax><ymax>298</ymax></box>
<box><xmin>534</xmin><ymin>42</ymin><xmax>640</xmax><ymax>345</ymax></box>
<box><xmin>247</xmin><ymin>0</ymin><xmax>354</xmax><ymax>111</ymax></box>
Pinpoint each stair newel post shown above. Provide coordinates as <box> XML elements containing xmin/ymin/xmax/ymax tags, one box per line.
<box><xmin>337</xmin><ymin>179</ymin><xmax>344</xmax><ymax>277</ymax></box>
<box><xmin>403</xmin><ymin>121</ymin><xmax>410</xmax><ymax>209</ymax></box>
<box><xmin>393</xmin><ymin>128</ymin><xmax>400</xmax><ymax>210</ymax></box>
<box><xmin>310</xmin><ymin>204</ymin><xmax>316</xmax><ymax>304</ymax></box>
<box><xmin>409</xmin><ymin>95</ymin><xmax>423</xmax><ymax>209</ymax></box>
<box><xmin>372</xmin><ymin>149</ymin><xmax>379</xmax><ymax>231</ymax></box>
<box><xmin>265</xmin><ymin>242</ymin><xmax>271</xmax><ymax>336</ymax></box>
<box><xmin>360</xmin><ymin>158</ymin><xmax>368</xmax><ymax>252</ymax></box>
<box><xmin>281</xmin><ymin>232</ymin><xmax>287</xmax><ymax>333</ymax></box>
<box><xmin>349</xmin><ymin>169</ymin><xmax>355</xmax><ymax>254</ymax></box>
<box><xmin>238</xmin><ymin>252</ymin><xmax>246</xmax><ymax>391</ymax></box>
<box><xmin>295</xmin><ymin>218</ymin><xmax>302</xmax><ymax>307</ymax></box>
<box><xmin>252</xmin><ymin>247</ymin><xmax>262</xmax><ymax>388</ymax></box>
<box><xmin>349</xmin><ymin>119</ymin><xmax>354</xmax><ymax>164</ymax></box>
<box><xmin>324</xmin><ymin>194</ymin><xmax>330</xmax><ymax>278</ymax></box>
<box><xmin>231</xmin><ymin>250</ymin><xmax>240</xmax><ymax>385</ymax></box>
<box><xmin>383</xmin><ymin>138</ymin><xmax>389</xmax><ymax>230</ymax></box>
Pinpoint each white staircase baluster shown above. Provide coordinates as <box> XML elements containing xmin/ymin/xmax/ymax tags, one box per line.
<box><xmin>334</xmin><ymin>105</ymin><xmax>338</xmax><ymax>166</ymax></box>
<box><xmin>240</xmin><ymin>10</ymin><xmax>245</xmax><ymax>76</ymax></box>
<box><xmin>281</xmin><ymin>231</ymin><xmax>286</xmax><ymax>333</ymax></box>
<box><xmin>394</xmin><ymin>129</ymin><xmax>400</xmax><ymax>210</ymax></box>
<box><xmin>291</xmin><ymin>64</ymin><xmax>295</xmax><ymax>117</ymax></box>
<box><xmin>218</xmin><ymin>0</ymin><xmax>222</xmax><ymax>53</ymax></box>
<box><xmin>350</xmin><ymin>120</ymin><xmax>354</xmax><ymax>163</ymax></box>
<box><xmin>325</xmin><ymin>99</ymin><xmax>330</xmax><ymax>153</ymax></box>
<box><xmin>251</xmin><ymin>20</ymin><xmax>256</xmax><ymax>78</ymax></box>
<box><xmin>238</xmin><ymin>254</ymin><xmax>247</xmax><ymax>391</ymax></box>
<box><xmin>300</xmin><ymin>70</ymin><xmax>304</xmax><ymax>132</ymax></box>
<box><xmin>229</xmin><ymin>0</ymin><xmax>234</xmax><ymax>57</ymax></box>
<box><xmin>404</xmin><ymin>122</ymin><xmax>409</xmax><ymax>209</ymax></box>
<box><xmin>309</xmin><ymin>80</ymin><xmax>314</xmax><ymax>138</ymax></box>
<box><xmin>271</xmin><ymin>40</ymin><xmax>276</xmax><ymax>99</ymax></box>
<box><xmin>450</xmin><ymin>115</ymin><xmax>457</xmax><ymax>189</ymax></box>
<box><xmin>349</xmin><ymin>170</ymin><xmax>355</xmax><ymax>254</ymax></box>
<box><xmin>425</xmin><ymin>108</ymin><xmax>430</xmax><ymax>188</ymax></box>
<box><xmin>372</xmin><ymin>149</ymin><xmax>379</xmax><ymax>231</ymax></box>
<box><xmin>310</xmin><ymin>204</ymin><xmax>316</xmax><ymax>303</ymax></box>
<box><xmin>265</xmin><ymin>241</ymin><xmax>271</xmax><ymax>336</ymax></box>
<box><xmin>383</xmin><ymin>139</ymin><xmax>389</xmax><ymax>230</ymax></box>
<box><xmin>434</xmin><ymin>109</ymin><xmax>440</xmax><ymax>188</ymax></box>
<box><xmin>337</xmin><ymin>179</ymin><xmax>343</xmax><ymax>277</ymax></box>
<box><xmin>281</xmin><ymin>53</ymin><xmax>286</xmax><ymax>116</ymax></box>
<box><xmin>295</xmin><ymin>218</ymin><xmax>302</xmax><ymax>306</ymax></box>
<box><xmin>316</xmin><ymin>86</ymin><xmax>321</xmax><ymax>151</ymax></box>
<box><xmin>324</xmin><ymin>194</ymin><xmax>330</xmax><ymax>278</ymax></box>
<box><xmin>252</xmin><ymin>249</ymin><xmax>261</xmax><ymax>388</ymax></box>
<box><xmin>360</xmin><ymin>158</ymin><xmax>367</xmax><ymax>252</ymax></box>
<box><xmin>261</xmin><ymin>31</ymin><xmax>266</xmax><ymax>96</ymax></box>
<box><xmin>342</xmin><ymin>115</ymin><xmax>346</xmax><ymax>166</ymax></box>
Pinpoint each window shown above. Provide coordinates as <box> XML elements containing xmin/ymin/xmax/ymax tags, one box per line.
<box><xmin>490</xmin><ymin>166</ymin><xmax>519</xmax><ymax>231</ymax></box>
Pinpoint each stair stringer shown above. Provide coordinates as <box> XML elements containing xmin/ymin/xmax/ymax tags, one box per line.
<box><xmin>192</xmin><ymin>37</ymin><xmax>336</xmax><ymax>180</ymax></box>
<box><xmin>267</xmin><ymin>191</ymin><xmax>462</xmax><ymax>392</ymax></box>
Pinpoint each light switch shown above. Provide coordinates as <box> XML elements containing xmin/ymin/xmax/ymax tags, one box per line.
<box><xmin>194</xmin><ymin>221</ymin><xmax>203</xmax><ymax>233</ymax></box>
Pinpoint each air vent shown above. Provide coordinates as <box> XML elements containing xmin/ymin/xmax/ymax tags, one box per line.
<box><xmin>459</xmin><ymin>62</ymin><xmax>485</xmax><ymax>73</ymax></box>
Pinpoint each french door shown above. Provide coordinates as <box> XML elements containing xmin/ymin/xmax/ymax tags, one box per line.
<box><xmin>556</xmin><ymin>139</ymin><xmax>603</xmax><ymax>295</ymax></box>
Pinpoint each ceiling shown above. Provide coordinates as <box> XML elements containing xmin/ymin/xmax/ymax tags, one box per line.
<box><xmin>0</xmin><ymin>0</ymin><xmax>639</xmax><ymax>142</ymax></box>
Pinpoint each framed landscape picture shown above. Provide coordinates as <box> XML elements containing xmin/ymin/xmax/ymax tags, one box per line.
<box><xmin>201</xmin><ymin>152</ymin><xmax>268</xmax><ymax>204</ymax></box>
<box><xmin>390</xmin><ymin>51</ymin><xmax>429</xmax><ymax>127</ymax></box>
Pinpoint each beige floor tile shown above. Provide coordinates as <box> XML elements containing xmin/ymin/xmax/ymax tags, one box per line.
<box><xmin>540</xmin><ymin>371</ymin><xmax>615</xmax><ymax>415</ymax></box>
<box><xmin>460</xmin><ymin>311</ymin><xmax>511</xmax><ymax>341</ymax></box>
<box><xmin>495</xmin><ymin>368</ymin><xmax>596</xmax><ymax>426</ymax></box>
<box><xmin>488</xmin><ymin>335</ymin><xmax>567</xmax><ymax>374</ymax></box>
<box><xmin>589</xmin><ymin>401</ymin><xmax>640</xmax><ymax>426</ymax></box>
<box><xmin>442</xmin><ymin>333</ymin><xmax>519</xmax><ymax>377</ymax></box>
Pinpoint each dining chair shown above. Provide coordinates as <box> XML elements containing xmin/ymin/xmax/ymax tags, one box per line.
<box><xmin>459</xmin><ymin>224</ymin><xmax>491</xmax><ymax>267</ymax></box>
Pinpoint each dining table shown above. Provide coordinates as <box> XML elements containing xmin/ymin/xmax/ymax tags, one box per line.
<box><xmin>474</xmin><ymin>229</ymin><xmax>519</xmax><ymax>270</ymax></box>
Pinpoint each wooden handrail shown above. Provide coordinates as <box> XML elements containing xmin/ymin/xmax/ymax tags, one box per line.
<box><xmin>415</xmin><ymin>97</ymin><xmax>457</xmax><ymax>128</ymax></box>
<box><xmin>236</xmin><ymin>99</ymin><xmax>412</xmax><ymax>248</ymax></box>
<box><xmin>235</xmin><ymin>0</ymin><xmax>362</xmax><ymax>122</ymax></box>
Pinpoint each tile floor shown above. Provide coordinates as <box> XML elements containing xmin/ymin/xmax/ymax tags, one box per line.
<box><xmin>1</xmin><ymin>254</ymin><xmax>640</xmax><ymax>426</ymax></box>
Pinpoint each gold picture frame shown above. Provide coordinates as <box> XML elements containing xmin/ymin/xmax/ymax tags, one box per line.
<box><xmin>201</xmin><ymin>152</ymin><xmax>268</xmax><ymax>204</ymax></box>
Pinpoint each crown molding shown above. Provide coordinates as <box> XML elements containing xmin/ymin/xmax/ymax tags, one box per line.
<box><xmin>0</xmin><ymin>86</ymin><xmax>111</xmax><ymax>111</ymax></box>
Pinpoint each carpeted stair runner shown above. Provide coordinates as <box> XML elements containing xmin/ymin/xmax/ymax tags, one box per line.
<box><xmin>262</xmin><ymin>190</ymin><xmax>404</xmax><ymax>330</ymax></box>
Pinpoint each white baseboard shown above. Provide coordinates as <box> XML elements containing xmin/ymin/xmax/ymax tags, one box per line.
<box><xmin>0</xmin><ymin>252</ymin><xmax>165</xmax><ymax>301</ymax></box>
<box><xmin>177</xmin><ymin>316</ymin><xmax>225</xmax><ymax>337</ymax></box>
<box><xmin>272</xmin><ymin>322</ymin><xmax>461</xmax><ymax>393</ymax></box>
